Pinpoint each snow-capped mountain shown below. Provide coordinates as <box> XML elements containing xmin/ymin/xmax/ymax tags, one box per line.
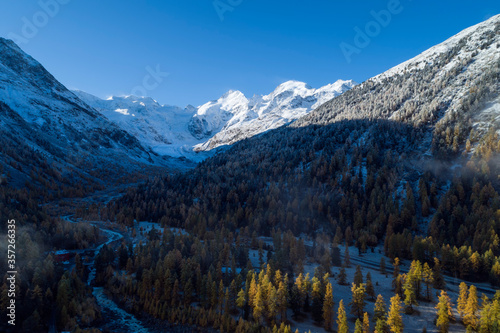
<box><xmin>191</xmin><ymin>79</ymin><xmax>356</xmax><ymax>151</ymax></box>
<box><xmin>0</xmin><ymin>37</ymin><xmax>171</xmax><ymax>187</ymax></box>
<box><xmin>296</xmin><ymin>13</ymin><xmax>500</xmax><ymax>142</ymax></box>
<box><xmin>73</xmin><ymin>91</ymin><xmax>210</xmax><ymax>161</ymax></box>
<box><xmin>77</xmin><ymin>79</ymin><xmax>355</xmax><ymax>158</ymax></box>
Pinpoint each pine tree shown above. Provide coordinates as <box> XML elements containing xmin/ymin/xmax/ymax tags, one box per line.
<box><xmin>393</xmin><ymin>275</ymin><xmax>403</xmax><ymax>297</ymax></box>
<box><xmin>354</xmin><ymin>265</ymin><xmax>364</xmax><ymax>287</ymax></box>
<box><xmin>403</xmin><ymin>272</ymin><xmax>418</xmax><ymax>312</ymax></box>
<box><xmin>433</xmin><ymin>258</ymin><xmax>445</xmax><ymax>289</ymax></box>
<box><xmin>277</xmin><ymin>281</ymin><xmax>288</xmax><ymax>322</ymax></box>
<box><xmin>366</xmin><ymin>272</ymin><xmax>375</xmax><ymax>301</ymax></box>
<box><xmin>457</xmin><ymin>282</ymin><xmax>468</xmax><ymax>321</ymax></box>
<box><xmin>393</xmin><ymin>258</ymin><xmax>400</xmax><ymax>278</ymax></box>
<box><xmin>253</xmin><ymin>287</ymin><xmax>264</xmax><ymax>324</ymax></box>
<box><xmin>323</xmin><ymin>282</ymin><xmax>335</xmax><ymax>331</ymax></box>
<box><xmin>422</xmin><ymin>262</ymin><xmax>434</xmax><ymax>301</ymax></box>
<box><xmin>218</xmin><ymin>280</ymin><xmax>225</xmax><ymax>312</ymax></box>
<box><xmin>337</xmin><ymin>300</ymin><xmax>349</xmax><ymax>333</ymax></box>
<box><xmin>479</xmin><ymin>298</ymin><xmax>500</xmax><ymax>333</ymax></box>
<box><xmin>363</xmin><ymin>312</ymin><xmax>370</xmax><ymax>333</ymax></box>
<box><xmin>249</xmin><ymin>274</ymin><xmax>257</xmax><ymax>309</ymax></box>
<box><xmin>344</xmin><ymin>244</ymin><xmax>351</xmax><ymax>267</ymax></box>
<box><xmin>295</xmin><ymin>273</ymin><xmax>307</xmax><ymax>311</ymax></box>
<box><xmin>338</xmin><ymin>266</ymin><xmax>348</xmax><ymax>285</ymax></box>
<box><xmin>355</xmin><ymin>319</ymin><xmax>363</xmax><ymax>333</ymax></box>
<box><xmin>311</xmin><ymin>278</ymin><xmax>323</xmax><ymax>324</ymax></box>
<box><xmin>380</xmin><ymin>257</ymin><xmax>386</xmax><ymax>275</ymax></box>
<box><xmin>464</xmin><ymin>285</ymin><xmax>479</xmax><ymax>330</ymax></box>
<box><xmin>387</xmin><ymin>294</ymin><xmax>403</xmax><ymax>333</ymax></box>
<box><xmin>350</xmin><ymin>283</ymin><xmax>367</xmax><ymax>319</ymax></box>
<box><xmin>276</xmin><ymin>281</ymin><xmax>288</xmax><ymax>322</ymax></box>
<box><xmin>375</xmin><ymin>318</ymin><xmax>386</xmax><ymax>333</ymax></box>
<box><xmin>268</xmin><ymin>286</ymin><xmax>278</xmax><ymax>323</ymax></box>
<box><xmin>237</xmin><ymin>289</ymin><xmax>246</xmax><ymax>311</ymax></box>
<box><xmin>436</xmin><ymin>290</ymin><xmax>451</xmax><ymax>333</ymax></box>
<box><xmin>229</xmin><ymin>279</ymin><xmax>238</xmax><ymax>313</ymax></box>
<box><xmin>290</xmin><ymin>285</ymin><xmax>301</xmax><ymax>316</ymax></box>
<box><xmin>373</xmin><ymin>294</ymin><xmax>387</xmax><ymax>323</ymax></box>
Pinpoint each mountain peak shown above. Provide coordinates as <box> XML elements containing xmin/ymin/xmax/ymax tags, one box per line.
<box><xmin>273</xmin><ymin>80</ymin><xmax>312</xmax><ymax>95</ymax></box>
<box><xmin>220</xmin><ymin>89</ymin><xmax>246</xmax><ymax>100</ymax></box>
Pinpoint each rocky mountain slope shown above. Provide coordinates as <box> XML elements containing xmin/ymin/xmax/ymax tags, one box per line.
<box><xmin>295</xmin><ymin>14</ymin><xmax>500</xmax><ymax>154</ymax></box>
<box><xmin>0</xmin><ymin>38</ymin><xmax>176</xmax><ymax>189</ymax></box>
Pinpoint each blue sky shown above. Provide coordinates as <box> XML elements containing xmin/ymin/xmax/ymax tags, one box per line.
<box><xmin>1</xmin><ymin>0</ymin><xmax>499</xmax><ymax>107</ymax></box>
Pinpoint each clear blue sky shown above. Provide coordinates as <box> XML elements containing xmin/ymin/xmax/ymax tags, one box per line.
<box><xmin>1</xmin><ymin>0</ymin><xmax>499</xmax><ymax>107</ymax></box>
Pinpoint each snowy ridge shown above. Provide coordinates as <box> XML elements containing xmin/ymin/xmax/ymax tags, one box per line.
<box><xmin>0</xmin><ymin>37</ymin><xmax>158</xmax><ymax>169</ymax></box>
<box><xmin>73</xmin><ymin>91</ymin><xmax>209</xmax><ymax>161</ymax></box>
<box><xmin>295</xmin><ymin>13</ymin><xmax>500</xmax><ymax>134</ymax></box>
<box><xmin>192</xmin><ymin>79</ymin><xmax>356</xmax><ymax>151</ymax></box>
<box><xmin>77</xmin><ymin>79</ymin><xmax>355</xmax><ymax>157</ymax></box>
<box><xmin>372</xmin><ymin>14</ymin><xmax>500</xmax><ymax>83</ymax></box>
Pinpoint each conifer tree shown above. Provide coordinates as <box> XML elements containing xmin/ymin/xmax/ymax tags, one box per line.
<box><xmin>393</xmin><ymin>275</ymin><xmax>403</xmax><ymax>297</ymax></box>
<box><xmin>479</xmin><ymin>298</ymin><xmax>500</xmax><ymax>333</ymax></box>
<box><xmin>375</xmin><ymin>318</ymin><xmax>386</xmax><ymax>333</ymax></box>
<box><xmin>237</xmin><ymin>289</ymin><xmax>246</xmax><ymax>310</ymax></box>
<box><xmin>350</xmin><ymin>283</ymin><xmax>367</xmax><ymax>319</ymax></box>
<box><xmin>373</xmin><ymin>294</ymin><xmax>387</xmax><ymax>324</ymax></box>
<box><xmin>422</xmin><ymin>263</ymin><xmax>434</xmax><ymax>301</ymax></box>
<box><xmin>268</xmin><ymin>286</ymin><xmax>278</xmax><ymax>323</ymax></box>
<box><xmin>380</xmin><ymin>257</ymin><xmax>386</xmax><ymax>275</ymax></box>
<box><xmin>277</xmin><ymin>281</ymin><xmax>288</xmax><ymax>322</ymax></box>
<box><xmin>393</xmin><ymin>258</ymin><xmax>400</xmax><ymax>278</ymax></box>
<box><xmin>363</xmin><ymin>312</ymin><xmax>370</xmax><ymax>333</ymax></box>
<box><xmin>366</xmin><ymin>272</ymin><xmax>375</xmax><ymax>301</ymax></box>
<box><xmin>355</xmin><ymin>319</ymin><xmax>363</xmax><ymax>333</ymax></box>
<box><xmin>464</xmin><ymin>285</ymin><xmax>479</xmax><ymax>330</ymax></box>
<box><xmin>337</xmin><ymin>300</ymin><xmax>349</xmax><ymax>333</ymax></box>
<box><xmin>323</xmin><ymin>282</ymin><xmax>335</xmax><ymax>331</ymax></box>
<box><xmin>311</xmin><ymin>278</ymin><xmax>323</xmax><ymax>323</ymax></box>
<box><xmin>354</xmin><ymin>265</ymin><xmax>364</xmax><ymax>286</ymax></box>
<box><xmin>338</xmin><ymin>266</ymin><xmax>348</xmax><ymax>285</ymax></box>
<box><xmin>229</xmin><ymin>280</ymin><xmax>238</xmax><ymax>313</ymax></box>
<box><xmin>403</xmin><ymin>272</ymin><xmax>418</xmax><ymax>312</ymax></box>
<box><xmin>433</xmin><ymin>258</ymin><xmax>445</xmax><ymax>290</ymax></box>
<box><xmin>457</xmin><ymin>282</ymin><xmax>468</xmax><ymax>321</ymax></box>
<box><xmin>344</xmin><ymin>244</ymin><xmax>351</xmax><ymax>267</ymax></box>
<box><xmin>436</xmin><ymin>290</ymin><xmax>451</xmax><ymax>333</ymax></box>
<box><xmin>295</xmin><ymin>273</ymin><xmax>307</xmax><ymax>311</ymax></box>
<box><xmin>249</xmin><ymin>274</ymin><xmax>257</xmax><ymax>309</ymax></box>
<box><xmin>387</xmin><ymin>294</ymin><xmax>403</xmax><ymax>333</ymax></box>
<box><xmin>253</xmin><ymin>287</ymin><xmax>264</xmax><ymax>324</ymax></box>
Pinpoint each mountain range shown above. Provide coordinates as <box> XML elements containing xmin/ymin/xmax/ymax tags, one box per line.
<box><xmin>74</xmin><ymin>79</ymin><xmax>356</xmax><ymax>160</ymax></box>
<box><xmin>0</xmin><ymin>14</ymin><xmax>498</xmax><ymax>189</ymax></box>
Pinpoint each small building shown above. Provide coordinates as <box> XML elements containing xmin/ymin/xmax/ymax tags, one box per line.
<box><xmin>53</xmin><ymin>250</ymin><xmax>72</xmax><ymax>262</ymax></box>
